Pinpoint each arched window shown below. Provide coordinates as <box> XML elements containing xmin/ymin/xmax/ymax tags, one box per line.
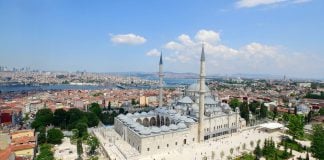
<box><xmin>165</xmin><ymin>117</ymin><xmax>170</xmax><ymax>126</ymax></box>
<box><xmin>136</xmin><ymin>118</ymin><xmax>142</xmax><ymax>124</ymax></box>
<box><xmin>150</xmin><ymin>117</ymin><xmax>156</xmax><ymax>126</ymax></box>
<box><xmin>161</xmin><ymin>116</ymin><xmax>165</xmax><ymax>126</ymax></box>
<box><xmin>143</xmin><ymin>118</ymin><xmax>150</xmax><ymax>127</ymax></box>
<box><xmin>157</xmin><ymin>115</ymin><xmax>161</xmax><ymax>127</ymax></box>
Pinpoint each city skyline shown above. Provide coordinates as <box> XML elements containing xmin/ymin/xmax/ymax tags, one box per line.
<box><xmin>1</xmin><ymin>0</ymin><xmax>324</xmax><ymax>79</ymax></box>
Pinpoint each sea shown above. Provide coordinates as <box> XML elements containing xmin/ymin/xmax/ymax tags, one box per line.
<box><xmin>0</xmin><ymin>78</ymin><xmax>197</xmax><ymax>93</ymax></box>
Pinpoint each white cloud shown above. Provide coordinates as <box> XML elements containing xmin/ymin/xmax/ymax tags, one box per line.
<box><xmin>111</xmin><ymin>33</ymin><xmax>146</xmax><ymax>45</ymax></box>
<box><xmin>146</xmin><ymin>29</ymin><xmax>324</xmax><ymax>79</ymax></box>
<box><xmin>236</xmin><ymin>0</ymin><xmax>287</xmax><ymax>8</ymax></box>
<box><xmin>165</xmin><ymin>41</ymin><xmax>184</xmax><ymax>50</ymax></box>
<box><xmin>292</xmin><ymin>0</ymin><xmax>312</xmax><ymax>4</ymax></box>
<box><xmin>146</xmin><ymin>49</ymin><xmax>160</xmax><ymax>57</ymax></box>
<box><xmin>235</xmin><ymin>0</ymin><xmax>311</xmax><ymax>8</ymax></box>
<box><xmin>195</xmin><ymin>29</ymin><xmax>220</xmax><ymax>44</ymax></box>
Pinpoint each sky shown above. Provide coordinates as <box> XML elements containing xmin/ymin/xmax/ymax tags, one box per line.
<box><xmin>0</xmin><ymin>0</ymin><xmax>323</xmax><ymax>79</ymax></box>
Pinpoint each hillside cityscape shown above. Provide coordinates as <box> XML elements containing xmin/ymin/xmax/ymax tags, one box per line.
<box><xmin>1</xmin><ymin>1</ymin><xmax>324</xmax><ymax>160</ymax></box>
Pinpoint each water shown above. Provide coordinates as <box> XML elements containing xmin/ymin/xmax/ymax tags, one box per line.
<box><xmin>0</xmin><ymin>84</ymin><xmax>114</xmax><ymax>93</ymax></box>
<box><xmin>0</xmin><ymin>78</ymin><xmax>196</xmax><ymax>93</ymax></box>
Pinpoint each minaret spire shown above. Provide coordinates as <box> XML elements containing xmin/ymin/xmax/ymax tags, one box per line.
<box><xmin>198</xmin><ymin>43</ymin><xmax>206</xmax><ymax>142</ymax></box>
<box><xmin>159</xmin><ymin>52</ymin><xmax>164</xmax><ymax>107</ymax></box>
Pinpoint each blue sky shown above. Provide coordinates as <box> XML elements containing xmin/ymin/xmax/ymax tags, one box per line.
<box><xmin>0</xmin><ymin>0</ymin><xmax>323</xmax><ymax>79</ymax></box>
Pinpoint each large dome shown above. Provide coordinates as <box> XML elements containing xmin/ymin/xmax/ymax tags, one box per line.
<box><xmin>186</xmin><ymin>83</ymin><xmax>210</xmax><ymax>92</ymax></box>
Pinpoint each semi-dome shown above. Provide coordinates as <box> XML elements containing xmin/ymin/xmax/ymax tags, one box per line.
<box><xmin>205</xmin><ymin>97</ymin><xmax>217</xmax><ymax>105</ymax></box>
<box><xmin>148</xmin><ymin>111</ymin><xmax>155</xmax><ymax>115</ymax></box>
<box><xmin>178</xmin><ymin>96</ymin><xmax>193</xmax><ymax>104</ymax></box>
<box><xmin>177</xmin><ymin>122</ymin><xmax>187</xmax><ymax>129</ymax></box>
<box><xmin>160</xmin><ymin>125</ymin><xmax>170</xmax><ymax>132</ymax></box>
<box><xmin>169</xmin><ymin>124</ymin><xmax>178</xmax><ymax>130</ymax></box>
<box><xmin>212</xmin><ymin>107</ymin><xmax>222</xmax><ymax>112</ymax></box>
<box><xmin>151</xmin><ymin>126</ymin><xmax>161</xmax><ymax>133</ymax></box>
<box><xmin>140</xmin><ymin>112</ymin><xmax>147</xmax><ymax>116</ymax></box>
<box><xmin>140</xmin><ymin>127</ymin><xmax>151</xmax><ymax>135</ymax></box>
<box><xmin>130</xmin><ymin>122</ymin><xmax>140</xmax><ymax>128</ymax></box>
<box><xmin>184</xmin><ymin>118</ymin><xmax>195</xmax><ymax>123</ymax></box>
<box><xmin>134</xmin><ymin>125</ymin><xmax>144</xmax><ymax>132</ymax></box>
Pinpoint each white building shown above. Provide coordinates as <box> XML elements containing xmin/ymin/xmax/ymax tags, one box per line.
<box><xmin>113</xmin><ymin>46</ymin><xmax>246</xmax><ymax>155</ymax></box>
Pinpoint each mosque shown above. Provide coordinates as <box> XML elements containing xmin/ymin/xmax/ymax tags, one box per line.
<box><xmin>114</xmin><ymin>45</ymin><xmax>246</xmax><ymax>155</ymax></box>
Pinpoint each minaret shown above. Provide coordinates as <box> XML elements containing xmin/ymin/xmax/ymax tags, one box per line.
<box><xmin>198</xmin><ymin>44</ymin><xmax>206</xmax><ymax>142</ymax></box>
<box><xmin>159</xmin><ymin>52</ymin><xmax>164</xmax><ymax>107</ymax></box>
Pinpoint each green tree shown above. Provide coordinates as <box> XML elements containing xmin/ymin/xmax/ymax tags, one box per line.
<box><xmin>229</xmin><ymin>98</ymin><xmax>241</xmax><ymax>111</ymax></box>
<box><xmin>71</xmin><ymin>129</ymin><xmax>79</xmax><ymax>143</ymax></box>
<box><xmin>119</xmin><ymin>107</ymin><xmax>125</xmax><ymax>114</ymax></box>
<box><xmin>131</xmin><ymin>99</ymin><xmax>137</xmax><ymax>105</ymax></box>
<box><xmin>53</xmin><ymin>108</ymin><xmax>67</xmax><ymax>129</ymax></box>
<box><xmin>77</xmin><ymin>138</ymin><xmax>83</xmax><ymax>159</ymax></box>
<box><xmin>76</xmin><ymin>122</ymin><xmax>88</xmax><ymax>138</ymax></box>
<box><xmin>287</xmin><ymin>115</ymin><xmax>304</xmax><ymax>140</ymax></box>
<box><xmin>38</xmin><ymin>126</ymin><xmax>47</xmax><ymax>144</ymax></box>
<box><xmin>86</xmin><ymin>135</ymin><xmax>99</xmax><ymax>155</ymax></box>
<box><xmin>311</xmin><ymin>124</ymin><xmax>324</xmax><ymax>159</ymax></box>
<box><xmin>36</xmin><ymin>144</ymin><xmax>54</xmax><ymax>160</ymax></box>
<box><xmin>260</xmin><ymin>103</ymin><xmax>268</xmax><ymax>118</ymax></box>
<box><xmin>283</xmin><ymin>113</ymin><xmax>290</xmax><ymax>123</ymax></box>
<box><xmin>273</xmin><ymin>107</ymin><xmax>278</xmax><ymax>120</ymax></box>
<box><xmin>32</xmin><ymin>108</ymin><xmax>53</xmax><ymax>130</ymax></box>
<box><xmin>240</xmin><ymin>102</ymin><xmax>250</xmax><ymax>124</ymax></box>
<box><xmin>89</xmin><ymin>103</ymin><xmax>102</xmax><ymax>117</ymax></box>
<box><xmin>67</xmin><ymin>108</ymin><xmax>84</xmax><ymax>129</ymax></box>
<box><xmin>230</xmin><ymin>148</ymin><xmax>234</xmax><ymax>155</ymax></box>
<box><xmin>319</xmin><ymin>108</ymin><xmax>324</xmax><ymax>116</ymax></box>
<box><xmin>108</xmin><ymin>101</ymin><xmax>111</xmax><ymax>110</ymax></box>
<box><xmin>254</xmin><ymin>143</ymin><xmax>262</xmax><ymax>158</ymax></box>
<box><xmin>47</xmin><ymin>128</ymin><xmax>64</xmax><ymax>144</ymax></box>
<box><xmin>86</xmin><ymin>112</ymin><xmax>99</xmax><ymax>127</ymax></box>
<box><xmin>220</xmin><ymin>151</ymin><xmax>225</xmax><ymax>159</ymax></box>
<box><xmin>249</xmin><ymin>101</ymin><xmax>260</xmax><ymax>114</ymax></box>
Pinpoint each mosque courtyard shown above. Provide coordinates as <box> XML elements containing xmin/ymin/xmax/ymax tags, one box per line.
<box><xmin>91</xmin><ymin>125</ymin><xmax>314</xmax><ymax>160</ymax></box>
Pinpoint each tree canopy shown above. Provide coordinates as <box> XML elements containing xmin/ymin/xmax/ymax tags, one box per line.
<box><xmin>311</xmin><ymin>124</ymin><xmax>324</xmax><ymax>159</ymax></box>
<box><xmin>47</xmin><ymin>128</ymin><xmax>64</xmax><ymax>144</ymax></box>
<box><xmin>287</xmin><ymin>115</ymin><xmax>304</xmax><ymax>140</ymax></box>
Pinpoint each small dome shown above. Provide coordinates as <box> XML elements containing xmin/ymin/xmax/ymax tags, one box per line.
<box><xmin>169</xmin><ymin>124</ymin><xmax>178</xmax><ymax>130</ymax></box>
<box><xmin>148</xmin><ymin>111</ymin><xmax>155</xmax><ymax>115</ymax></box>
<box><xmin>130</xmin><ymin>122</ymin><xmax>140</xmax><ymax>128</ymax></box>
<box><xmin>205</xmin><ymin>97</ymin><xmax>217</xmax><ymax>105</ymax></box>
<box><xmin>133</xmin><ymin>112</ymin><xmax>140</xmax><ymax>116</ymax></box>
<box><xmin>141</xmin><ymin>112</ymin><xmax>147</xmax><ymax>116</ymax></box>
<box><xmin>140</xmin><ymin>127</ymin><xmax>151</xmax><ymax>135</ymax></box>
<box><xmin>177</xmin><ymin>122</ymin><xmax>187</xmax><ymax>129</ymax></box>
<box><xmin>180</xmin><ymin>116</ymin><xmax>187</xmax><ymax>121</ymax></box>
<box><xmin>212</xmin><ymin>107</ymin><xmax>222</xmax><ymax>112</ymax></box>
<box><xmin>160</xmin><ymin>125</ymin><xmax>170</xmax><ymax>132</ymax></box>
<box><xmin>169</xmin><ymin>110</ymin><xmax>177</xmax><ymax>114</ymax></box>
<box><xmin>184</xmin><ymin>118</ymin><xmax>195</xmax><ymax>123</ymax></box>
<box><xmin>151</xmin><ymin>126</ymin><xmax>161</xmax><ymax>133</ymax></box>
<box><xmin>134</xmin><ymin>125</ymin><xmax>144</xmax><ymax>132</ymax></box>
<box><xmin>126</xmin><ymin>113</ymin><xmax>133</xmax><ymax>117</ymax></box>
<box><xmin>175</xmin><ymin>105</ymin><xmax>182</xmax><ymax>110</ymax></box>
